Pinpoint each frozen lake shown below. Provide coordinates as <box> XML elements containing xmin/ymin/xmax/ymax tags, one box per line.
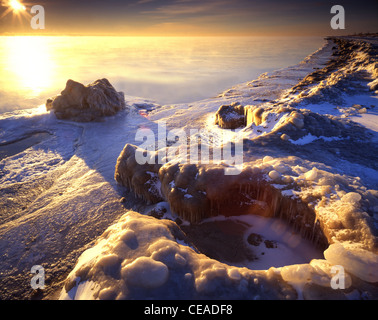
<box><xmin>0</xmin><ymin>36</ymin><xmax>324</xmax><ymax>112</ymax></box>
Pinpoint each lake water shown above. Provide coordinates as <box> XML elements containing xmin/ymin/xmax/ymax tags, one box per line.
<box><xmin>0</xmin><ymin>36</ymin><xmax>324</xmax><ymax>113</ymax></box>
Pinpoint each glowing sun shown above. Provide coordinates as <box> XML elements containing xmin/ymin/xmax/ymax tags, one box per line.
<box><xmin>9</xmin><ymin>0</ymin><xmax>26</xmax><ymax>12</ymax></box>
<box><xmin>0</xmin><ymin>0</ymin><xmax>29</xmax><ymax>22</ymax></box>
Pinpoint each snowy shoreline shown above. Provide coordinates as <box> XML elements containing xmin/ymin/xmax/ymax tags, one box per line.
<box><xmin>0</xmin><ymin>35</ymin><xmax>377</xmax><ymax>300</ymax></box>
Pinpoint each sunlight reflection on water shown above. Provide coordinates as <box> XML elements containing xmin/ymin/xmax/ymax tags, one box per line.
<box><xmin>3</xmin><ymin>37</ymin><xmax>53</xmax><ymax>96</ymax></box>
<box><xmin>0</xmin><ymin>36</ymin><xmax>324</xmax><ymax>112</ymax></box>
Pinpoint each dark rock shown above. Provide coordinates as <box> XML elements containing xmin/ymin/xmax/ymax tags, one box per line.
<box><xmin>215</xmin><ymin>103</ymin><xmax>245</xmax><ymax>129</ymax></box>
<box><xmin>149</xmin><ymin>206</ymin><xmax>167</xmax><ymax>219</ymax></box>
<box><xmin>46</xmin><ymin>78</ymin><xmax>125</xmax><ymax>122</ymax></box>
<box><xmin>264</xmin><ymin>239</ymin><xmax>278</xmax><ymax>249</ymax></box>
<box><xmin>247</xmin><ymin>233</ymin><xmax>263</xmax><ymax>246</ymax></box>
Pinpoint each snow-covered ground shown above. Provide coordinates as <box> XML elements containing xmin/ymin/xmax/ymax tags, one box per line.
<box><xmin>0</xmin><ymin>36</ymin><xmax>377</xmax><ymax>300</ymax></box>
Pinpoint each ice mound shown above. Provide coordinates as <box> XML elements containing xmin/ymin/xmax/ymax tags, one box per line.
<box><xmin>60</xmin><ymin>210</ymin><xmax>377</xmax><ymax>300</ymax></box>
<box><xmin>46</xmin><ymin>79</ymin><xmax>126</xmax><ymax>122</ymax></box>
<box><xmin>60</xmin><ymin>211</ymin><xmax>297</xmax><ymax>300</ymax></box>
<box><xmin>277</xmin><ymin>259</ymin><xmax>354</xmax><ymax>300</ymax></box>
<box><xmin>324</xmin><ymin>242</ymin><xmax>378</xmax><ymax>283</ymax></box>
<box><xmin>214</xmin><ymin>102</ymin><xmax>245</xmax><ymax>129</ymax></box>
<box><xmin>244</xmin><ymin>104</ymin><xmax>357</xmax><ymax>144</ymax></box>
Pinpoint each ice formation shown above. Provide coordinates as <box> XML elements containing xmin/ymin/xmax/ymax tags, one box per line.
<box><xmin>1</xmin><ymin>36</ymin><xmax>377</xmax><ymax>300</ymax></box>
<box><xmin>46</xmin><ymin>79</ymin><xmax>126</xmax><ymax>122</ymax></box>
<box><xmin>60</xmin><ymin>211</ymin><xmax>298</xmax><ymax>300</ymax></box>
<box><xmin>110</xmin><ymin>35</ymin><xmax>378</xmax><ymax>299</ymax></box>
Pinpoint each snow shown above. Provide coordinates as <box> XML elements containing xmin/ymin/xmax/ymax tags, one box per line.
<box><xmin>232</xmin><ymin>214</ymin><xmax>324</xmax><ymax>270</ymax></box>
<box><xmin>61</xmin><ymin>280</ymin><xmax>98</xmax><ymax>300</ymax></box>
<box><xmin>350</xmin><ymin>112</ymin><xmax>378</xmax><ymax>134</ymax></box>
<box><xmin>289</xmin><ymin>133</ymin><xmax>345</xmax><ymax>145</ymax></box>
<box><xmin>1</xmin><ymin>36</ymin><xmax>377</xmax><ymax>300</ymax></box>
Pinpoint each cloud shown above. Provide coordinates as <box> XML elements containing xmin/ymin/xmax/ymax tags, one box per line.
<box><xmin>136</xmin><ymin>0</ymin><xmax>156</xmax><ymax>4</ymax></box>
<box><xmin>141</xmin><ymin>0</ymin><xmax>231</xmax><ymax>17</ymax></box>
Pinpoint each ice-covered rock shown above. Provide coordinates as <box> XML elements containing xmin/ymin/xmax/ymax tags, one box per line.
<box><xmin>244</xmin><ymin>104</ymin><xmax>347</xmax><ymax>143</ymax></box>
<box><xmin>61</xmin><ymin>209</ymin><xmax>377</xmax><ymax>300</ymax></box>
<box><xmin>214</xmin><ymin>102</ymin><xmax>245</xmax><ymax>129</ymax></box>
<box><xmin>288</xmin><ymin>36</ymin><xmax>378</xmax><ymax>106</ymax></box>
<box><xmin>278</xmin><ymin>258</ymin><xmax>355</xmax><ymax>299</ymax></box>
<box><xmin>60</xmin><ymin>211</ymin><xmax>297</xmax><ymax>300</ymax></box>
<box><xmin>324</xmin><ymin>243</ymin><xmax>378</xmax><ymax>283</ymax></box>
<box><xmin>115</xmin><ymin>146</ymin><xmax>329</xmax><ymax>248</ymax></box>
<box><xmin>114</xmin><ymin>144</ymin><xmax>163</xmax><ymax>204</ymax></box>
<box><xmin>304</xmin><ymin>167</ymin><xmax>318</xmax><ymax>181</ymax></box>
<box><xmin>46</xmin><ymin>78</ymin><xmax>126</xmax><ymax>122</ymax></box>
<box><xmin>245</xmin><ymin>105</ymin><xmax>268</xmax><ymax>127</ymax></box>
<box><xmin>368</xmin><ymin>79</ymin><xmax>378</xmax><ymax>91</ymax></box>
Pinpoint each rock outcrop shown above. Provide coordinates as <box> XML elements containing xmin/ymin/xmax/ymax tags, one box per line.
<box><xmin>214</xmin><ymin>102</ymin><xmax>245</xmax><ymax>129</ymax></box>
<box><xmin>46</xmin><ymin>79</ymin><xmax>126</xmax><ymax>122</ymax></box>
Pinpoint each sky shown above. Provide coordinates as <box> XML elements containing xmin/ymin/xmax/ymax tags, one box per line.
<box><xmin>0</xmin><ymin>0</ymin><xmax>377</xmax><ymax>36</ymax></box>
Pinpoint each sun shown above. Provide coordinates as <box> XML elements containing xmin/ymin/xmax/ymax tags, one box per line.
<box><xmin>0</xmin><ymin>0</ymin><xmax>30</xmax><ymax>23</ymax></box>
<box><xmin>9</xmin><ymin>0</ymin><xmax>26</xmax><ymax>12</ymax></box>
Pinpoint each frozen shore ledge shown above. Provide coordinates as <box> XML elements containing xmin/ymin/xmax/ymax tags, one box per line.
<box><xmin>0</xmin><ymin>35</ymin><xmax>377</xmax><ymax>300</ymax></box>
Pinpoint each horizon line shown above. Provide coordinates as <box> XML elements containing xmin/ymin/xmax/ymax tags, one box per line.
<box><xmin>0</xmin><ymin>33</ymin><xmax>343</xmax><ymax>37</ymax></box>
